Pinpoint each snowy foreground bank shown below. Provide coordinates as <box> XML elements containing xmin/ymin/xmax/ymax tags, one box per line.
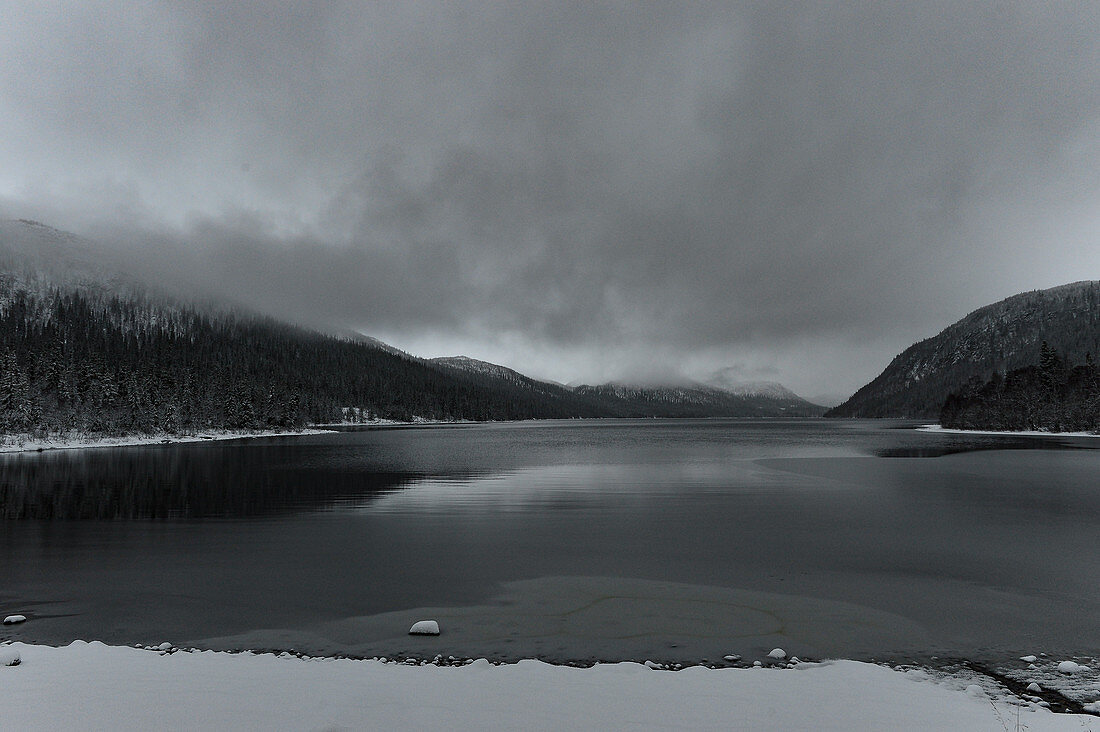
<box><xmin>918</xmin><ymin>424</ymin><xmax>1100</xmax><ymax>438</ymax></box>
<box><xmin>2</xmin><ymin>642</ymin><xmax>1096</xmax><ymax>731</ymax></box>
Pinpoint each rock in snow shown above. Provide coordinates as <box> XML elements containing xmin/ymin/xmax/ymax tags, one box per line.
<box><xmin>767</xmin><ymin>648</ymin><xmax>787</xmax><ymax>660</ymax></box>
<box><xmin>0</xmin><ymin>648</ymin><xmax>19</xmax><ymax>666</ymax></box>
<box><xmin>157</xmin><ymin>642</ymin><xmax>172</xmax><ymax>651</ymax></box>
<box><xmin>1057</xmin><ymin>660</ymin><xmax>1090</xmax><ymax>674</ymax></box>
<box><xmin>3</xmin><ymin>615</ymin><xmax>27</xmax><ymax>625</ymax></box>
<box><xmin>1026</xmin><ymin>682</ymin><xmax>1042</xmax><ymax>693</ymax></box>
<box><xmin>1020</xmin><ymin>655</ymin><xmax>1038</xmax><ymax>663</ymax></box>
<box><xmin>408</xmin><ymin>620</ymin><xmax>440</xmax><ymax>636</ymax></box>
<box><xmin>964</xmin><ymin>684</ymin><xmax>986</xmax><ymax>698</ymax></box>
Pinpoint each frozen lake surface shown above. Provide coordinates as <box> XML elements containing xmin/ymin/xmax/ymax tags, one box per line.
<box><xmin>1</xmin><ymin>419</ymin><xmax>1098</xmax><ymax>671</ymax></box>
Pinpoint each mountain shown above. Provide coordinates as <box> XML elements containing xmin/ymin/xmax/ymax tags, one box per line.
<box><xmin>826</xmin><ymin>281</ymin><xmax>1100</xmax><ymax>418</ymax></box>
<box><xmin>430</xmin><ymin>356</ymin><xmax>556</xmax><ymax>387</ymax></box>
<box><xmin>705</xmin><ymin>368</ymin><xmax>806</xmax><ymax>399</ymax></box>
<box><xmin>426</xmin><ymin>356</ymin><xmax>617</xmax><ymax>416</ymax></box>
<box><xmin>807</xmin><ymin>393</ymin><xmax>847</xmax><ymax>409</ymax></box>
<box><xmin>427</xmin><ymin>354</ymin><xmax>825</xmax><ymax>417</ymax></box>
<box><xmin>0</xmin><ymin>219</ymin><xmax>608</xmax><ymax>433</ymax></box>
<box><xmin>572</xmin><ymin>381</ymin><xmax>825</xmax><ymax>418</ymax></box>
<box><xmin>0</xmin><ymin>219</ymin><xmax>136</xmax><ymax>295</ymax></box>
<box><xmin>0</xmin><ymin>218</ymin><xmax>829</xmax><ymax>433</ymax></box>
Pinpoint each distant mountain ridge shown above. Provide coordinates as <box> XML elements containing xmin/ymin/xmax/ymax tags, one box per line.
<box><xmin>427</xmin><ymin>354</ymin><xmax>825</xmax><ymax>417</ymax></box>
<box><xmin>826</xmin><ymin>281</ymin><xmax>1100</xmax><ymax>418</ymax></box>
<box><xmin>430</xmin><ymin>356</ymin><xmax>544</xmax><ymax>385</ymax></box>
<box><xmin>569</xmin><ymin>380</ymin><xmax>825</xmax><ymax>418</ymax></box>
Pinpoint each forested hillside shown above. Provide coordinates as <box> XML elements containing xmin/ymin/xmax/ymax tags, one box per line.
<box><xmin>939</xmin><ymin>344</ymin><xmax>1100</xmax><ymax>432</ymax></box>
<box><xmin>826</xmin><ymin>282</ymin><xmax>1100</xmax><ymax>418</ymax></box>
<box><xmin>0</xmin><ymin>219</ymin><xmax>826</xmax><ymax>437</ymax></box>
<box><xmin>0</xmin><ymin>278</ymin><xmax>624</xmax><ymax>435</ymax></box>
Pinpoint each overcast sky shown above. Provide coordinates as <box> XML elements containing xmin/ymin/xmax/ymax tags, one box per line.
<box><xmin>2</xmin><ymin>2</ymin><xmax>1099</xmax><ymax>398</ymax></box>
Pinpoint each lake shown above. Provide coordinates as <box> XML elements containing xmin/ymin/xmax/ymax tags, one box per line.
<box><xmin>2</xmin><ymin>419</ymin><xmax>1098</xmax><ymax>670</ymax></box>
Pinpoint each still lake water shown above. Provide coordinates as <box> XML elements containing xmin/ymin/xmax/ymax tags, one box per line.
<box><xmin>1</xmin><ymin>419</ymin><xmax>1098</xmax><ymax>666</ymax></box>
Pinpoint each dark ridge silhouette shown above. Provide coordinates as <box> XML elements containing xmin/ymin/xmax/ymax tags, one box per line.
<box><xmin>827</xmin><ymin>281</ymin><xmax>1100</xmax><ymax>418</ymax></box>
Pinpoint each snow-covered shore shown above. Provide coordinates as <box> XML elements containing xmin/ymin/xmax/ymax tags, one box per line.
<box><xmin>0</xmin><ymin>416</ymin><xmax>477</xmax><ymax>454</ymax></box>
<box><xmin>1</xmin><ymin>641</ymin><xmax>1095</xmax><ymax>731</ymax></box>
<box><xmin>0</xmin><ymin>427</ymin><xmax>336</xmax><ymax>454</ymax></box>
<box><xmin>917</xmin><ymin>424</ymin><xmax>1100</xmax><ymax>438</ymax></box>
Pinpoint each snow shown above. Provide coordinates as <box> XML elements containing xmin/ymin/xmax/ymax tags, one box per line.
<box><xmin>1022</xmin><ymin>655</ymin><xmax>1039</xmax><ymax>663</ymax></box>
<box><xmin>1059</xmin><ymin>661</ymin><xmax>1091</xmax><ymax>674</ymax></box>
<box><xmin>768</xmin><ymin>648</ymin><xmax>787</xmax><ymax>660</ymax></box>
<box><xmin>0</xmin><ymin>428</ymin><xmax>335</xmax><ymax>454</ymax></box>
<box><xmin>408</xmin><ymin>620</ymin><xmax>440</xmax><ymax>636</ymax></box>
<box><xmin>0</xmin><ymin>647</ymin><xmax>19</xmax><ymax>666</ymax></box>
<box><xmin>3</xmin><ymin>614</ymin><xmax>27</xmax><ymax>624</ymax></box>
<box><xmin>1</xmin><ymin>641</ymin><xmax>1095</xmax><ymax>731</ymax></box>
<box><xmin>917</xmin><ymin>425</ymin><xmax>1100</xmax><ymax>438</ymax></box>
<box><xmin>1028</xmin><ymin>682</ymin><xmax>1043</xmax><ymax>693</ymax></box>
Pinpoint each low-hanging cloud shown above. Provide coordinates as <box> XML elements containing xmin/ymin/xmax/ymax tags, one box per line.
<box><xmin>2</xmin><ymin>2</ymin><xmax>1099</xmax><ymax>394</ymax></box>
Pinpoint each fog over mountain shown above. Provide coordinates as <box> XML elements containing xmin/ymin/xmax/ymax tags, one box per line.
<box><xmin>2</xmin><ymin>3</ymin><xmax>1099</xmax><ymax>396</ymax></box>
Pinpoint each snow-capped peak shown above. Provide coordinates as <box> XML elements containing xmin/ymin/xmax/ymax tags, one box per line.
<box><xmin>706</xmin><ymin>369</ymin><xmax>801</xmax><ymax>399</ymax></box>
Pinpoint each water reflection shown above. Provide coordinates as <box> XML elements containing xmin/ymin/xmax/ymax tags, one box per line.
<box><xmin>3</xmin><ymin>420</ymin><xmax>1100</xmax><ymax>666</ymax></box>
<box><xmin>0</xmin><ymin>444</ymin><xmax>419</xmax><ymax>519</ymax></box>
<box><xmin>873</xmin><ymin>438</ymin><xmax>1086</xmax><ymax>458</ymax></box>
<box><xmin>354</xmin><ymin>460</ymin><xmax>811</xmax><ymax>515</ymax></box>
<box><xmin>2</xmin><ymin>420</ymin><xmax>1096</xmax><ymax>520</ymax></box>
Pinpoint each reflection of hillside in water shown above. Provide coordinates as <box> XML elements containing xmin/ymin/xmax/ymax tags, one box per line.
<box><xmin>874</xmin><ymin>437</ymin><xmax>1089</xmax><ymax>458</ymax></box>
<box><xmin>0</xmin><ymin>445</ymin><xmax>423</xmax><ymax>519</ymax></box>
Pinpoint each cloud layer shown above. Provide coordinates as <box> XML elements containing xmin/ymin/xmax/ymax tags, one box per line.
<box><xmin>2</xmin><ymin>2</ymin><xmax>1099</xmax><ymax>393</ymax></box>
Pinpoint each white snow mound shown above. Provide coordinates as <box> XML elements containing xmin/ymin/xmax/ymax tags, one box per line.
<box><xmin>964</xmin><ymin>684</ymin><xmax>986</xmax><ymax>698</ymax></box>
<box><xmin>408</xmin><ymin>620</ymin><xmax>440</xmax><ymax>636</ymax></box>
<box><xmin>0</xmin><ymin>648</ymin><xmax>20</xmax><ymax>666</ymax></box>
<box><xmin>3</xmin><ymin>615</ymin><xmax>27</xmax><ymax>625</ymax></box>
<box><xmin>768</xmin><ymin>648</ymin><xmax>786</xmax><ymax>660</ymax></box>
<box><xmin>1057</xmin><ymin>661</ymin><xmax>1089</xmax><ymax>674</ymax></box>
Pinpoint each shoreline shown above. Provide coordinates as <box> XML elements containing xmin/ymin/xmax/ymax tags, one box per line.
<box><xmin>0</xmin><ymin>427</ymin><xmax>337</xmax><ymax>454</ymax></box>
<box><xmin>0</xmin><ymin>416</ymin><xmax>904</xmax><ymax>456</ymax></box>
<box><xmin>0</xmin><ymin>638</ymin><xmax>1095</xmax><ymax>726</ymax></box>
<box><xmin>1</xmin><ymin>641</ymin><xmax>1096</xmax><ymax>729</ymax></box>
<box><xmin>0</xmin><ymin>416</ymin><xmax>827</xmax><ymax>455</ymax></box>
<box><xmin>0</xmin><ymin>417</ymin><xmax>487</xmax><ymax>454</ymax></box>
<box><xmin>917</xmin><ymin>424</ymin><xmax>1100</xmax><ymax>438</ymax></box>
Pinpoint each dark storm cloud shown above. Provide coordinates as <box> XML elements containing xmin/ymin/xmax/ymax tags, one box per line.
<box><xmin>2</xmin><ymin>2</ymin><xmax>1099</xmax><ymax>391</ymax></box>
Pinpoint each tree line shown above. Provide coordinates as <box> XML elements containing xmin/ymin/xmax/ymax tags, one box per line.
<box><xmin>0</xmin><ymin>282</ymin><xmax>608</xmax><ymax>437</ymax></box>
<box><xmin>939</xmin><ymin>342</ymin><xmax>1100</xmax><ymax>432</ymax></box>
